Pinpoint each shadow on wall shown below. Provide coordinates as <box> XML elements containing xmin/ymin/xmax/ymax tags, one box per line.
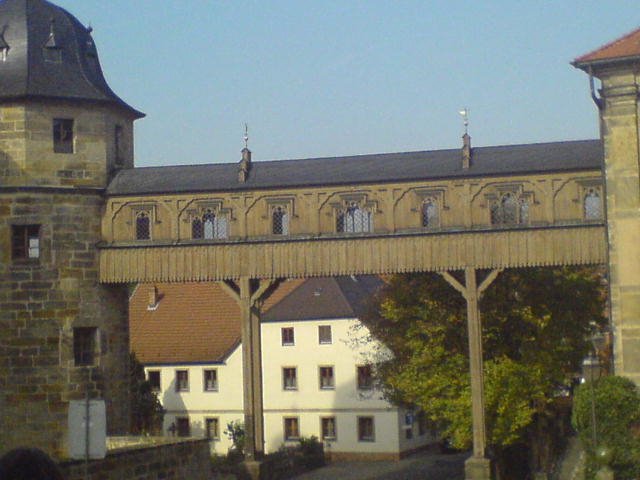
<box><xmin>162</xmin><ymin>377</ymin><xmax>189</xmax><ymax>437</ymax></box>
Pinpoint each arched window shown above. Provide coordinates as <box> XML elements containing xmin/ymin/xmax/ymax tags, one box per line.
<box><xmin>272</xmin><ymin>206</ymin><xmax>289</xmax><ymax>235</ymax></box>
<box><xmin>490</xmin><ymin>193</ymin><xmax>528</xmax><ymax>226</ymax></box>
<box><xmin>584</xmin><ymin>189</ymin><xmax>602</xmax><ymax>220</ymax></box>
<box><xmin>192</xmin><ymin>209</ymin><xmax>228</xmax><ymax>239</ymax></box>
<box><xmin>337</xmin><ymin>202</ymin><xmax>373</xmax><ymax>233</ymax></box>
<box><xmin>421</xmin><ymin>199</ymin><xmax>439</xmax><ymax>228</ymax></box>
<box><xmin>135</xmin><ymin>212</ymin><xmax>150</xmax><ymax>240</ymax></box>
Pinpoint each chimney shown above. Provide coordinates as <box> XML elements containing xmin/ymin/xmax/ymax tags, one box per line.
<box><xmin>462</xmin><ymin>133</ymin><xmax>471</xmax><ymax>169</ymax></box>
<box><xmin>238</xmin><ymin>147</ymin><xmax>251</xmax><ymax>183</ymax></box>
<box><xmin>147</xmin><ymin>285</ymin><xmax>159</xmax><ymax>310</ymax></box>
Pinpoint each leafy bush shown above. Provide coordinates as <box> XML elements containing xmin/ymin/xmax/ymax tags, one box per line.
<box><xmin>260</xmin><ymin>436</ymin><xmax>325</xmax><ymax>480</ymax></box>
<box><xmin>224</xmin><ymin>420</ymin><xmax>245</xmax><ymax>456</ymax></box>
<box><xmin>572</xmin><ymin>375</ymin><xmax>640</xmax><ymax>479</ymax></box>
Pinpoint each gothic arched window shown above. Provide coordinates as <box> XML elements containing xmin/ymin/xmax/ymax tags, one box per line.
<box><xmin>272</xmin><ymin>206</ymin><xmax>289</xmax><ymax>235</ymax></box>
<box><xmin>584</xmin><ymin>189</ymin><xmax>602</xmax><ymax>220</ymax></box>
<box><xmin>135</xmin><ymin>212</ymin><xmax>150</xmax><ymax>240</ymax></box>
<box><xmin>490</xmin><ymin>192</ymin><xmax>529</xmax><ymax>226</ymax></box>
<box><xmin>192</xmin><ymin>209</ymin><xmax>228</xmax><ymax>239</ymax></box>
<box><xmin>337</xmin><ymin>202</ymin><xmax>373</xmax><ymax>233</ymax></box>
<box><xmin>421</xmin><ymin>199</ymin><xmax>439</xmax><ymax>228</ymax></box>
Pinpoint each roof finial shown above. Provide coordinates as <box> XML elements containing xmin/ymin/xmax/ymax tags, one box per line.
<box><xmin>459</xmin><ymin>107</ymin><xmax>469</xmax><ymax>135</ymax></box>
<box><xmin>243</xmin><ymin>123</ymin><xmax>249</xmax><ymax>149</ymax></box>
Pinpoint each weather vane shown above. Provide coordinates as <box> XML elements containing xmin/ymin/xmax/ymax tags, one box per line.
<box><xmin>243</xmin><ymin>123</ymin><xmax>249</xmax><ymax>149</ymax></box>
<box><xmin>459</xmin><ymin>108</ymin><xmax>469</xmax><ymax>135</ymax></box>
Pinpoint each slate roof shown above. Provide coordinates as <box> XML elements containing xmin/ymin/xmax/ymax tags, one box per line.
<box><xmin>0</xmin><ymin>0</ymin><xmax>143</xmax><ymax>117</ymax></box>
<box><xmin>130</xmin><ymin>277</ymin><xmax>381</xmax><ymax>364</ymax></box>
<box><xmin>574</xmin><ymin>27</ymin><xmax>640</xmax><ymax>66</ymax></box>
<box><xmin>107</xmin><ymin>139</ymin><xmax>602</xmax><ymax>196</ymax></box>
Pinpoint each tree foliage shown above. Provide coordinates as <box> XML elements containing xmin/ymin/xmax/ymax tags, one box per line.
<box><xmin>361</xmin><ymin>267</ymin><xmax>606</xmax><ymax>453</ymax></box>
<box><xmin>130</xmin><ymin>352</ymin><xmax>165</xmax><ymax>435</ymax></box>
<box><xmin>572</xmin><ymin>375</ymin><xmax>640</xmax><ymax>479</ymax></box>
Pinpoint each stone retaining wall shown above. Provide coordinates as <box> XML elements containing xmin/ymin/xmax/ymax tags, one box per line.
<box><xmin>60</xmin><ymin>438</ymin><xmax>211</xmax><ymax>480</ymax></box>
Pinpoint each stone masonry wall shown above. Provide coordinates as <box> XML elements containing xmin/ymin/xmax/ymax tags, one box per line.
<box><xmin>0</xmin><ymin>189</ymin><xmax>130</xmax><ymax>459</ymax></box>
<box><xmin>59</xmin><ymin>439</ymin><xmax>211</xmax><ymax>480</ymax></box>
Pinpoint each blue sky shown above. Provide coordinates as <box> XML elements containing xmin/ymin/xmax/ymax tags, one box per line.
<box><xmin>55</xmin><ymin>1</ymin><xmax>640</xmax><ymax>167</ymax></box>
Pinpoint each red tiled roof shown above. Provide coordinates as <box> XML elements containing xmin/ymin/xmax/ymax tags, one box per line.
<box><xmin>574</xmin><ymin>27</ymin><xmax>640</xmax><ymax>65</ymax></box>
<box><xmin>130</xmin><ymin>280</ymin><xmax>303</xmax><ymax>364</ymax></box>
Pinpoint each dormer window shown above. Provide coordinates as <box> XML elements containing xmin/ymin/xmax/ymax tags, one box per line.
<box><xmin>0</xmin><ymin>30</ymin><xmax>9</xmax><ymax>62</ymax></box>
<box><xmin>43</xmin><ymin>19</ymin><xmax>62</xmax><ymax>63</ymax></box>
<box><xmin>53</xmin><ymin>118</ymin><xmax>73</xmax><ymax>153</ymax></box>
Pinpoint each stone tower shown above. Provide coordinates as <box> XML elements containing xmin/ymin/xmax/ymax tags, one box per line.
<box><xmin>574</xmin><ymin>29</ymin><xmax>640</xmax><ymax>385</ymax></box>
<box><xmin>0</xmin><ymin>0</ymin><xmax>143</xmax><ymax>458</ymax></box>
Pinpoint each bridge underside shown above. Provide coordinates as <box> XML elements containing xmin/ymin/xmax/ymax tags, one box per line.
<box><xmin>99</xmin><ymin>224</ymin><xmax>606</xmax><ymax>283</ymax></box>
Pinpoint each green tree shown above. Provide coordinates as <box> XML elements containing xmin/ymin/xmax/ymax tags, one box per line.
<box><xmin>130</xmin><ymin>352</ymin><xmax>165</xmax><ymax>435</ymax></box>
<box><xmin>361</xmin><ymin>267</ymin><xmax>606</xmax><ymax>476</ymax></box>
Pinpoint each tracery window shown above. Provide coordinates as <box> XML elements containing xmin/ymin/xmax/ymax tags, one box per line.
<box><xmin>192</xmin><ymin>209</ymin><xmax>228</xmax><ymax>239</ymax></box>
<box><xmin>584</xmin><ymin>188</ymin><xmax>603</xmax><ymax>220</ymax></box>
<box><xmin>336</xmin><ymin>202</ymin><xmax>373</xmax><ymax>233</ymax></box>
<box><xmin>421</xmin><ymin>198</ymin><xmax>439</xmax><ymax>228</ymax></box>
<box><xmin>490</xmin><ymin>192</ymin><xmax>529</xmax><ymax>226</ymax></box>
<box><xmin>272</xmin><ymin>205</ymin><xmax>289</xmax><ymax>235</ymax></box>
<box><xmin>135</xmin><ymin>212</ymin><xmax>151</xmax><ymax>240</ymax></box>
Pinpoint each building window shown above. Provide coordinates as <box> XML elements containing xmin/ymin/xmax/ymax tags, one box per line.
<box><xmin>318</xmin><ymin>325</ymin><xmax>332</xmax><ymax>344</ymax></box>
<box><xmin>148</xmin><ymin>370</ymin><xmax>161</xmax><ymax>392</ymax></box>
<box><xmin>73</xmin><ymin>327</ymin><xmax>98</xmax><ymax>366</ymax></box>
<box><xmin>283</xmin><ymin>367</ymin><xmax>297</xmax><ymax>390</ymax></box>
<box><xmin>357</xmin><ymin>416</ymin><xmax>375</xmax><ymax>442</ymax></box>
<box><xmin>176</xmin><ymin>417</ymin><xmax>190</xmax><ymax>437</ymax></box>
<box><xmin>114</xmin><ymin>125</ymin><xmax>124</xmax><ymax>165</ymax></box>
<box><xmin>490</xmin><ymin>192</ymin><xmax>529</xmax><ymax>226</ymax></box>
<box><xmin>336</xmin><ymin>202</ymin><xmax>373</xmax><ymax>233</ymax></box>
<box><xmin>53</xmin><ymin>118</ymin><xmax>74</xmax><ymax>153</ymax></box>
<box><xmin>135</xmin><ymin>212</ymin><xmax>151</xmax><ymax>240</ymax></box>
<box><xmin>272</xmin><ymin>205</ymin><xmax>289</xmax><ymax>235</ymax></box>
<box><xmin>421</xmin><ymin>198</ymin><xmax>439</xmax><ymax>228</ymax></box>
<box><xmin>281</xmin><ymin>327</ymin><xmax>294</xmax><ymax>346</ymax></box>
<box><xmin>175</xmin><ymin>370</ymin><xmax>189</xmax><ymax>392</ymax></box>
<box><xmin>192</xmin><ymin>210</ymin><xmax>228</xmax><ymax>239</ymax></box>
<box><xmin>284</xmin><ymin>417</ymin><xmax>299</xmax><ymax>441</ymax></box>
<box><xmin>319</xmin><ymin>366</ymin><xmax>335</xmax><ymax>390</ymax></box>
<box><xmin>417</xmin><ymin>411</ymin><xmax>427</xmax><ymax>436</ymax></box>
<box><xmin>357</xmin><ymin>365</ymin><xmax>373</xmax><ymax>390</ymax></box>
<box><xmin>203</xmin><ymin>369</ymin><xmax>218</xmax><ymax>391</ymax></box>
<box><xmin>205</xmin><ymin>417</ymin><xmax>220</xmax><ymax>440</ymax></box>
<box><xmin>584</xmin><ymin>188</ymin><xmax>603</xmax><ymax>220</ymax></box>
<box><xmin>321</xmin><ymin>417</ymin><xmax>337</xmax><ymax>441</ymax></box>
<box><xmin>11</xmin><ymin>225</ymin><xmax>40</xmax><ymax>261</ymax></box>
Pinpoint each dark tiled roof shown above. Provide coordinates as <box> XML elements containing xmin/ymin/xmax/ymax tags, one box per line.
<box><xmin>574</xmin><ymin>27</ymin><xmax>640</xmax><ymax>66</ymax></box>
<box><xmin>0</xmin><ymin>0</ymin><xmax>143</xmax><ymax>117</ymax></box>
<box><xmin>262</xmin><ymin>276</ymin><xmax>383</xmax><ymax>323</ymax></box>
<box><xmin>107</xmin><ymin>139</ymin><xmax>602</xmax><ymax>196</ymax></box>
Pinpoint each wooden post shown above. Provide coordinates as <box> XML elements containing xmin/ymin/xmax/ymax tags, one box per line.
<box><xmin>441</xmin><ymin>268</ymin><xmax>501</xmax><ymax>480</ymax></box>
<box><xmin>220</xmin><ymin>277</ymin><xmax>278</xmax><ymax>478</ymax></box>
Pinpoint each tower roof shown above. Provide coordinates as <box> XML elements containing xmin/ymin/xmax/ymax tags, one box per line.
<box><xmin>0</xmin><ymin>0</ymin><xmax>143</xmax><ymax>117</ymax></box>
<box><xmin>573</xmin><ymin>27</ymin><xmax>640</xmax><ymax>68</ymax></box>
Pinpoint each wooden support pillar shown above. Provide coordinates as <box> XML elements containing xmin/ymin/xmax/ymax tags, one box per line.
<box><xmin>221</xmin><ymin>277</ymin><xmax>279</xmax><ymax>469</ymax></box>
<box><xmin>441</xmin><ymin>268</ymin><xmax>501</xmax><ymax>480</ymax></box>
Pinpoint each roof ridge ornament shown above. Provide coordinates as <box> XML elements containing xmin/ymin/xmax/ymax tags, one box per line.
<box><xmin>459</xmin><ymin>108</ymin><xmax>472</xmax><ymax>170</ymax></box>
<box><xmin>238</xmin><ymin>123</ymin><xmax>252</xmax><ymax>183</ymax></box>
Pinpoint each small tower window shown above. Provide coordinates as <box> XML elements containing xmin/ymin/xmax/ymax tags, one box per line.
<box><xmin>11</xmin><ymin>225</ymin><xmax>40</xmax><ymax>261</ymax></box>
<box><xmin>272</xmin><ymin>206</ymin><xmax>289</xmax><ymax>235</ymax></box>
<box><xmin>53</xmin><ymin>118</ymin><xmax>74</xmax><ymax>153</ymax></box>
<box><xmin>135</xmin><ymin>212</ymin><xmax>151</xmax><ymax>240</ymax></box>
<box><xmin>114</xmin><ymin>125</ymin><xmax>124</xmax><ymax>166</ymax></box>
<box><xmin>584</xmin><ymin>188</ymin><xmax>603</xmax><ymax>220</ymax></box>
<box><xmin>421</xmin><ymin>199</ymin><xmax>439</xmax><ymax>228</ymax></box>
<box><xmin>73</xmin><ymin>327</ymin><xmax>98</xmax><ymax>366</ymax></box>
<box><xmin>337</xmin><ymin>202</ymin><xmax>373</xmax><ymax>233</ymax></box>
